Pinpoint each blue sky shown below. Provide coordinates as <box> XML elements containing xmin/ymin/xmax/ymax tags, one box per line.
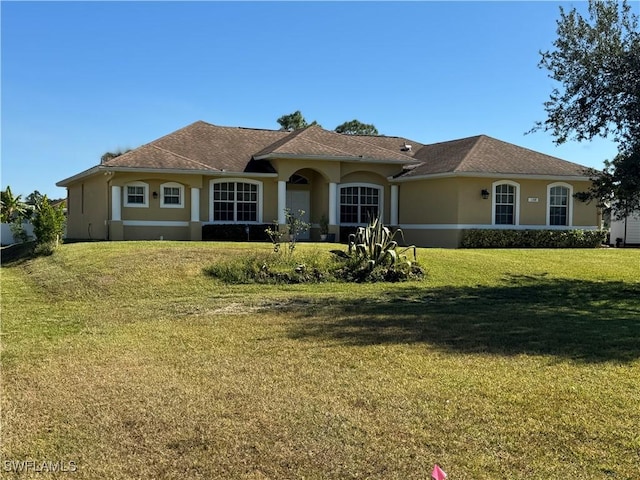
<box><xmin>1</xmin><ymin>1</ymin><xmax>630</xmax><ymax>199</ymax></box>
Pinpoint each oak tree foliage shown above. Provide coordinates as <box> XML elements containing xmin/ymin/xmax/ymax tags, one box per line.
<box><xmin>535</xmin><ymin>0</ymin><xmax>640</xmax><ymax>215</ymax></box>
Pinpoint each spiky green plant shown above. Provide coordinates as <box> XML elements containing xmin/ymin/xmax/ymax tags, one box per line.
<box><xmin>329</xmin><ymin>217</ymin><xmax>421</xmax><ymax>284</ymax></box>
<box><xmin>347</xmin><ymin>217</ymin><xmax>416</xmax><ymax>269</ymax></box>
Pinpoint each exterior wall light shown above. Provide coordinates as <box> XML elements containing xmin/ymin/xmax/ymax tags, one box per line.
<box><xmin>152</xmin><ymin>191</ymin><xmax>158</xmax><ymax>199</ymax></box>
<box><xmin>481</xmin><ymin>189</ymin><xmax>490</xmax><ymax>199</ymax></box>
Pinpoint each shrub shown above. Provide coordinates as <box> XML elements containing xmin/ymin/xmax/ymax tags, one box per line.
<box><xmin>265</xmin><ymin>208</ymin><xmax>311</xmax><ymax>255</ymax></box>
<box><xmin>31</xmin><ymin>196</ymin><xmax>65</xmax><ymax>247</ymax></box>
<box><xmin>9</xmin><ymin>220</ymin><xmax>31</xmax><ymax>243</ymax></box>
<box><xmin>460</xmin><ymin>229</ymin><xmax>607</xmax><ymax>248</ymax></box>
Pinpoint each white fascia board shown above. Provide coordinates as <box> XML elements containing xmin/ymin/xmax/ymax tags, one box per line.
<box><xmin>388</xmin><ymin>171</ymin><xmax>593</xmax><ymax>183</ymax></box>
<box><xmin>56</xmin><ymin>166</ymin><xmax>103</xmax><ymax>187</ymax></box>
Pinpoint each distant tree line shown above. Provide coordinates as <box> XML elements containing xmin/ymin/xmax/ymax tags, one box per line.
<box><xmin>276</xmin><ymin>111</ymin><xmax>379</xmax><ymax>136</ymax></box>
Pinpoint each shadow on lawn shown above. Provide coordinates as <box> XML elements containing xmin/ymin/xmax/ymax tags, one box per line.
<box><xmin>285</xmin><ymin>275</ymin><xmax>640</xmax><ymax>363</ymax></box>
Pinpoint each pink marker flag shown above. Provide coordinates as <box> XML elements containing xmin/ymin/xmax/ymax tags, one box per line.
<box><xmin>432</xmin><ymin>464</ymin><xmax>447</xmax><ymax>480</ymax></box>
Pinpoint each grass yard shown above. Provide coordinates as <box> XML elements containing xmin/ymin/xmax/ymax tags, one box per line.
<box><xmin>1</xmin><ymin>242</ymin><xmax>639</xmax><ymax>479</ymax></box>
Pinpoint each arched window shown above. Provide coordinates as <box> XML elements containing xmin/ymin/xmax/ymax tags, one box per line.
<box><xmin>339</xmin><ymin>183</ymin><xmax>383</xmax><ymax>224</ymax></box>
<box><xmin>124</xmin><ymin>181</ymin><xmax>149</xmax><ymax>208</ymax></box>
<box><xmin>547</xmin><ymin>183</ymin><xmax>573</xmax><ymax>226</ymax></box>
<box><xmin>210</xmin><ymin>179</ymin><xmax>262</xmax><ymax>223</ymax></box>
<box><xmin>492</xmin><ymin>181</ymin><xmax>519</xmax><ymax>225</ymax></box>
<box><xmin>160</xmin><ymin>182</ymin><xmax>185</xmax><ymax>208</ymax></box>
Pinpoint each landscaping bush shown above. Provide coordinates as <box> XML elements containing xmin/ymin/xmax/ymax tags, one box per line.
<box><xmin>460</xmin><ymin>229</ymin><xmax>607</xmax><ymax>248</ymax></box>
<box><xmin>31</xmin><ymin>196</ymin><xmax>65</xmax><ymax>250</ymax></box>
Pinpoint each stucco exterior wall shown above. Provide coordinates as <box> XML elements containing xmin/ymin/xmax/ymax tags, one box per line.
<box><xmin>65</xmin><ymin>174</ymin><xmax>109</xmax><ymax>240</ymax></box>
<box><xmin>398</xmin><ymin>178</ymin><xmax>459</xmax><ymax>224</ymax></box>
<box><xmin>63</xmin><ymin>165</ymin><xmax>599</xmax><ymax>248</ymax></box>
<box><xmin>401</xmin><ymin>228</ymin><xmax>463</xmax><ymax>249</ymax></box>
<box><xmin>394</xmin><ymin>177</ymin><xmax>600</xmax><ymax>247</ymax></box>
<box><xmin>123</xmin><ymin>226</ymin><xmax>190</xmax><ymax>241</ymax></box>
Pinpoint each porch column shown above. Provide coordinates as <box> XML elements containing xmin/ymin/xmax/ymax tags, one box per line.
<box><xmin>329</xmin><ymin>182</ymin><xmax>337</xmax><ymax>225</ymax></box>
<box><xmin>390</xmin><ymin>184</ymin><xmax>399</xmax><ymax>225</ymax></box>
<box><xmin>110</xmin><ymin>186</ymin><xmax>124</xmax><ymax>240</ymax></box>
<box><xmin>190</xmin><ymin>187</ymin><xmax>200</xmax><ymax>222</ymax></box>
<box><xmin>111</xmin><ymin>186</ymin><xmax>121</xmax><ymax>221</ymax></box>
<box><xmin>277</xmin><ymin>180</ymin><xmax>287</xmax><ymax>225</ymax></box>
<box><xmin>189</xmin><ymin>187</ymin><xmax>202</xmax><ymax>241</ymax></box>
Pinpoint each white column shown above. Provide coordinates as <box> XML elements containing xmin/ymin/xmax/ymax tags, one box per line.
<box><xmin>190</xmin><ymin>187</ymin><xmax>200</xmax><ymax>222</ymax></box>
<box><xmin>111</xmin><ymin>186</ymin><xmax>121</xmax><ymax>221</ymax></box>
<box><xmin>390</xmin><ymin>184</ymin><xmax>399</xmax><ymax>225</ymax></box>
<box><xmin>277</xmin><ymin>181</ymin><xmax>287</xmax><ymax>224</ymax></box>
<box><xmin>329</xmin><ymin>182</ymin><xmax>337</xmax><ymax>225</ymax></box>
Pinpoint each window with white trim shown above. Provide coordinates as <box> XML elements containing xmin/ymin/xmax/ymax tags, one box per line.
<box><xmin>211</xmin><ymin>180</ymin><xmax>261</xmax><ymax>222</ymax></box>
<box><xmin>493</xmin><ymin>181</ymin><xmax>519</xmax><ymax>225</ymax></box>
<box><xmin>547</xmin><ymin>183</ymin><xmax>572</xmax><ymax>226</ymax></box>
<box><xmin>160</xmin><ymin>182</ymin><xmax>184</xmax><ymax>208</ymax></box>
<box><xmin>339</xmin><ymin>184</ymin><xmax>382</xmax><ymax>224</ymax></box>
<box><xmin>124</xmin><ymin>182</ymin><xmax>148</xmax><ymax>207</ymax></box>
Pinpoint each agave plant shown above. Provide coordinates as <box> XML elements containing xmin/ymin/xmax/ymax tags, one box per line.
<box><xmin>339</xmin><ymin>216</ymin><xmax>417</xmax><ymax>271</ymax></box>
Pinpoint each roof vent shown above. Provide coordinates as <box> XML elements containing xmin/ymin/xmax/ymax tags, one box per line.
<box><xmin>402</xmin><ymin>143</ymin><xmax>412</xmax><ymax>152</ymax></box>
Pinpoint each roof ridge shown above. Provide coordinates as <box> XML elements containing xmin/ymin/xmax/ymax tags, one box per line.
<box><xmin>454</xmin><ymin>135</ymin><xmax>486</xmax><ymax>172</ymax></box>
<box><xmin>333</xmin><ymin>130</ymin><xmax>417</xmax><ymax>159</ymax></box>
<box><xmin>290</xmin><ymin>128</ymin><xmax>358</xmax><ymax>157</ymax></box>
<box><xmin>149</xmin><ymin>144</ymin><xmax>220</xmax><ymax>171</ymax></box>
<box><xmin>252</xmin><ymin>126</ymin><xmax>316</xmax><ymax>157</ymax></box>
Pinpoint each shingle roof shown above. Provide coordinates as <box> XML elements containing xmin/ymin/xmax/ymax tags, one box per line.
<box><xmin>93</xmin><ymin>122</ymin><xmax>590</xmax><ymax>179</ymax></box>
<box><xmin>253</xmin><ymin>125</ymin><xmax>418</xmax><ymax>163</ymax></box>
<box><xmin>103</xmin><ymin>121</ymin><xmax>288</xmax><ymax>173</ymax></box>
<box><xmin>403</xmin><ymin>135</ymin><xmax>589</xmax><ymax>178</ymax></box>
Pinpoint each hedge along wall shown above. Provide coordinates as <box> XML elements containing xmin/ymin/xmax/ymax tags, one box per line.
<box><xmin>460</xmin><ymin>229</ymin><xmax>607</xmax><ymax>248</ymax></box>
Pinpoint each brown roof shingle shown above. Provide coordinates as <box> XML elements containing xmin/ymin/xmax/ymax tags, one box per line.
<box><xmin>103</xmin><ymin>121</ymin><xmax>288</xmax><ymax>173</ymax></box>
<box><xmin>403</xmin><ymin>135</ymin><xmax>589</xmax><ymax>178</ymax></box>
<box><xmin>254</xmin><ymin>125</ymin><xmax>418</xmax><ymax>163</ymax></box>
<box><xmin>98</xmin><ymin>121</ymin><xmax>589</xmax><ymax>179</ymax></box>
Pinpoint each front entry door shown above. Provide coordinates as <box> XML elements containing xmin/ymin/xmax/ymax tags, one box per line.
<box><xmin>286</xmin><ymin>190</ymin><xmax>311</xmax><ymax>240</ymax></box>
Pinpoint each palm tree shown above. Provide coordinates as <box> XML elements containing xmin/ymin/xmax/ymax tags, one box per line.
<box><xmin>1</xmin><ymin>186</ymin><xmax>28</xmax><ymax>223</ymax></box>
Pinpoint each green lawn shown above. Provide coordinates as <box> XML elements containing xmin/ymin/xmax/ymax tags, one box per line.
<box><xmin>1</xmin><ymin>242</ymin><xmax>639</xmax><ymax>479</ymax></box>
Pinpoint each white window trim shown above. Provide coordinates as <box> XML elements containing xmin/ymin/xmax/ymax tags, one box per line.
<box><xmin>338</xmin><ymin>182</ymin><xmax>384</xmax><ymax>225</ymax></box>
<box><xmin>160</xmin><ymin>182</ymin><xmax>185</xmax><ymax>209</ymax></box>
<box><xmin>124</xmin><ymin>181</ymin><xmax>149</xmax><ymax>208</ymax></box>
<box><xmin>209</xmin><ymin>178</ymin><xmax>263</xmax><ymax>223</ymax></box>
<box><xmin>546</xmin><ymin>182</ymin><xmax>573</xmax><ymax>226</ymax></box>
<box><xmin>491</xmin><ymin>180</ymin><xmax>520</xmax><ymax>226</ymax></box>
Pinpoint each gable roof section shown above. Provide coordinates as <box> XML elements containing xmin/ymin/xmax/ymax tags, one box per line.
<box><xmin>254</xmin><ymin>125</ymin><xmax>419</xmax><ymax>164</ymax></box>
<box><xmin>398</xmin><ymin>135</ymin><xmax>590</xmax><ymax>180</ymax></box>
<box><xmin>103</xmin><ymin>121</ymin><xmax>287</xmax><ymax>173</ymax></box>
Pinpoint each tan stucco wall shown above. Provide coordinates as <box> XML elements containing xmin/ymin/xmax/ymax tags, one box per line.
<box><xmin>65</xmin><ymin>174</ymin><xmax>109</xmax><ymax>240</ymax></box>
<box><xmin>398</xmin><ymin>178</ymin><xmax>460</xmax><ymax>224</ymax></box>
<box><xmin>123</xmin><ymin>226</ymin><xmax>189</xmax><ymax>241</ymax></box>
<box><xmin>401</xmin><ymin>228</ymin><xmax>463</xmax><ymax>249</ymax></box>
<box><xmin>399</xmin><ymin>177</ymin><xmax>599</xmax><ymax>228</ymax></box>
<box><xmin>340</xmin><ymin>162</ymin><xmax>401</xmax><ymax>179</ymax></box>
<box><xmin>271</xmin><ymin>158</ymin><xmax>339</xmax><ymax>183</ymax></box>
<box><xmin>64</xmin><ymin>163</ymin><xmax>599</xmax><ymax>247</ymax></box>
<box><xmin>113</xmin><ymin>173</ymin><xmax>203</xmax><ymax>224</ymax></box>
